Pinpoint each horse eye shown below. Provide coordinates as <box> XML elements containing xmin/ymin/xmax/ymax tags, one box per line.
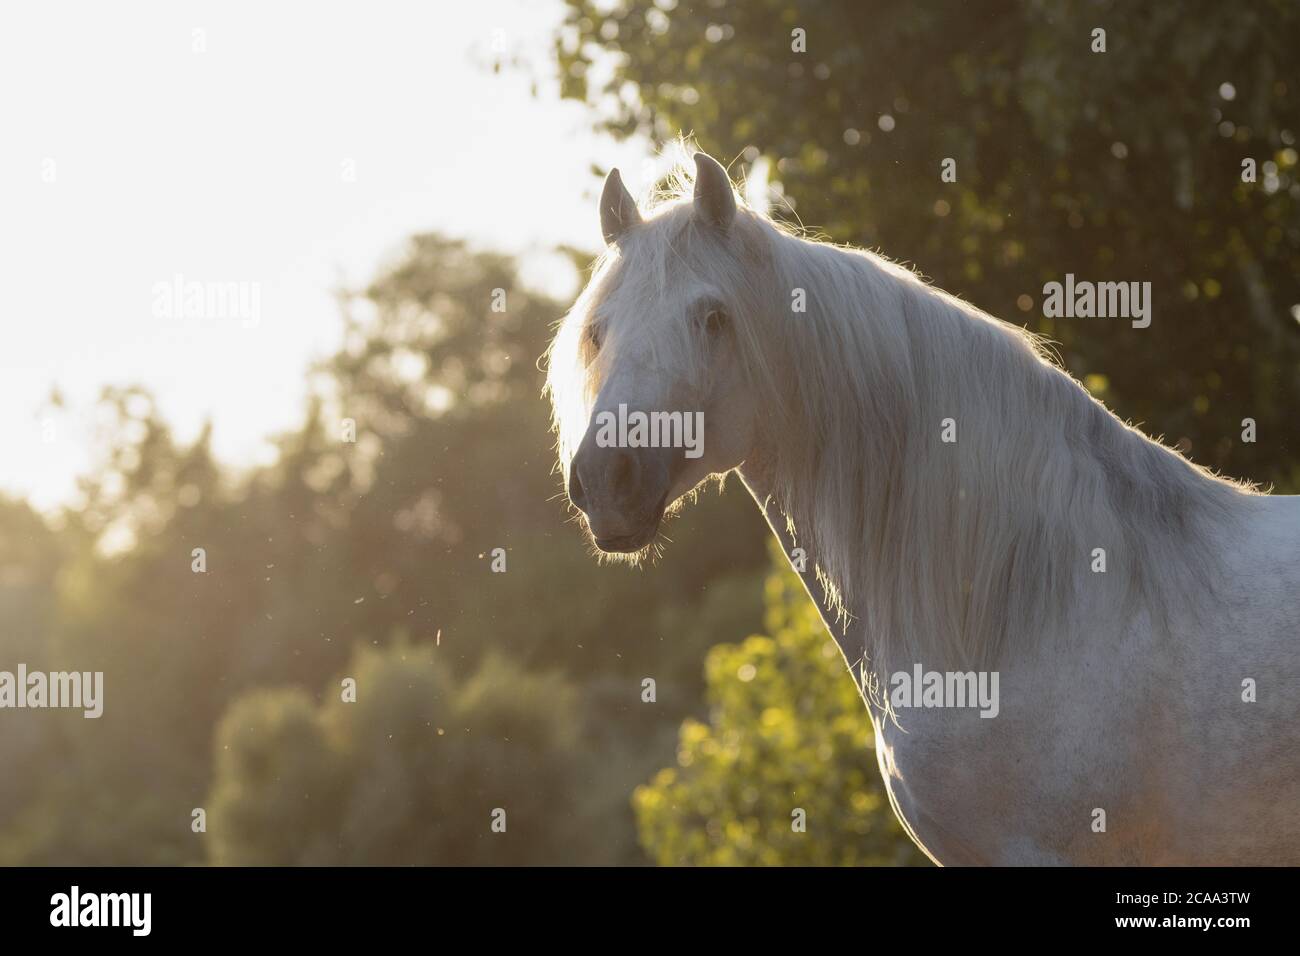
<box><xmin>703</xmin><ymin>309</ymin><xmax>728</xmax><ymax>334</ymax></box>
<box><xmin>584</xmin><ymin>324</ymin><xmax>604</xmax><ymax>353</ymax></box>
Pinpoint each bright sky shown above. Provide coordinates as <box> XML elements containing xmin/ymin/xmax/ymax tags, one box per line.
<box><xmin>0</xmin><ymin>0</ymin><xmax>651</xmax><ymax>511</ymax></box>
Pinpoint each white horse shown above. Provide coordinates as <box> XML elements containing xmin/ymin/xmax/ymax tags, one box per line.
<box><xmin>546</xmin><ymin>151</ymin><xmax>1300</xmax><ymax>865</ymax></box>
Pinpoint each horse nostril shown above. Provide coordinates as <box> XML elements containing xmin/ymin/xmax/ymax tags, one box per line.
<box><xmin>611</xmin><ymin>450</ymin><xmax>638</xmax><ymax>496</ymax></box>
<box><xmin>568</xmin><ymin>466</ymin><xmax>588</xmax><ymax>512</ymax></box>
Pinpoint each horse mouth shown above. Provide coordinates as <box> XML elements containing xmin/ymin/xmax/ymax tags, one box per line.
<box><xmin>592</xmin><ymin>493</ymin><xmax>668</xmax><ymax>553</ymax></box>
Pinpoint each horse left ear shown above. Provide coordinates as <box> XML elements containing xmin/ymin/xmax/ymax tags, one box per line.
<box><xmin>693</xmin><ymin>152</ymin><xmax>736</xmax><ymax>231</ymax></box>
<box><xmin>600</xmin><ymin>168</ymin><xmax>642</xmax><ymax>245</ymax></box>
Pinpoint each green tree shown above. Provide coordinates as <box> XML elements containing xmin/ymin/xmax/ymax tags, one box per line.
<box><xmin>207</xmin><ymin>641</ymin><xmax>588</xmax><ymax>865</ymax></box>
<box><xmin>634</xmin><ymin>545</ymin><xmax>927</xmax><ymax>866</ymax></box>
<box><xmin>1</xmin><ymin>236</ymin><xmax>768</xmax><ymax>866</ymax></box>
<box><xmin>558</xmin><ymin>0</ymin><xmax>1300</xmax><ymax>492</ymax></box>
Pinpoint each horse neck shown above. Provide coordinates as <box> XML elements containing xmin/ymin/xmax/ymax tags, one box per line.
<box><xmin>744</xmin><ymin>239</ymin><xmax>1238</xmax><ymax>677</ymax></box>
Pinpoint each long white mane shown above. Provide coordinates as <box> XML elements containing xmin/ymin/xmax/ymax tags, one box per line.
<box><xmin>549</xmin><ymin>157</ymin><xmax>1257</xmax><ymax>671</ymax></box>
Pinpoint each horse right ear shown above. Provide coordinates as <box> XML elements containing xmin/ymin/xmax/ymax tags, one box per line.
<box><xmin>693</xmin><ymin>152</ymin><xmax>736</xmax><ymax>231</ymax></box>
<box><xmin>599</xmin><ymin>168</ymin><xmax>641</xmax><ymax>245</ymax></box>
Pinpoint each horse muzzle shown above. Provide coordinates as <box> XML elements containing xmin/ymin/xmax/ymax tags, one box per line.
<box><xmin>568</xmin><ymin>440</ymin><xmax>673</xmax><ymax>553</ymax></box>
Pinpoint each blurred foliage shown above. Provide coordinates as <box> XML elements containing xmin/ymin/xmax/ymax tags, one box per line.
<box><xmin>208</xmin><ymin>643</ymin><xmax>584</xmax><ymax>865</ymax></box>
<box><xmin>0</xmin><ymin>236</ymin><xmax>770</xmax><ymax>865</ymax></box>
<box><xmin>634</xmin><ymin>543</ymin><xmax>925</xmax><ymax>865</ymax></box>
<box><xmin>557</xmin><ymin>0</ymin><xmax>1300</xmax><ymax>492</ymax></box>
<box><xmin>3</xmin><ymin>2</ymin><xmax>1296</xmax><ymax>868</ymax></box>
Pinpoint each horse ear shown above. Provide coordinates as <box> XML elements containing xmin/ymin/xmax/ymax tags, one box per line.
<box><xmin>599</xmin><ymin>168</ymin><xmax>641</xmax><ymax>245</ymax></box>
<box><xmin>693</xmin><ymin>152</ymin><xmax>736</xmax><ymax>231</ymax></box>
